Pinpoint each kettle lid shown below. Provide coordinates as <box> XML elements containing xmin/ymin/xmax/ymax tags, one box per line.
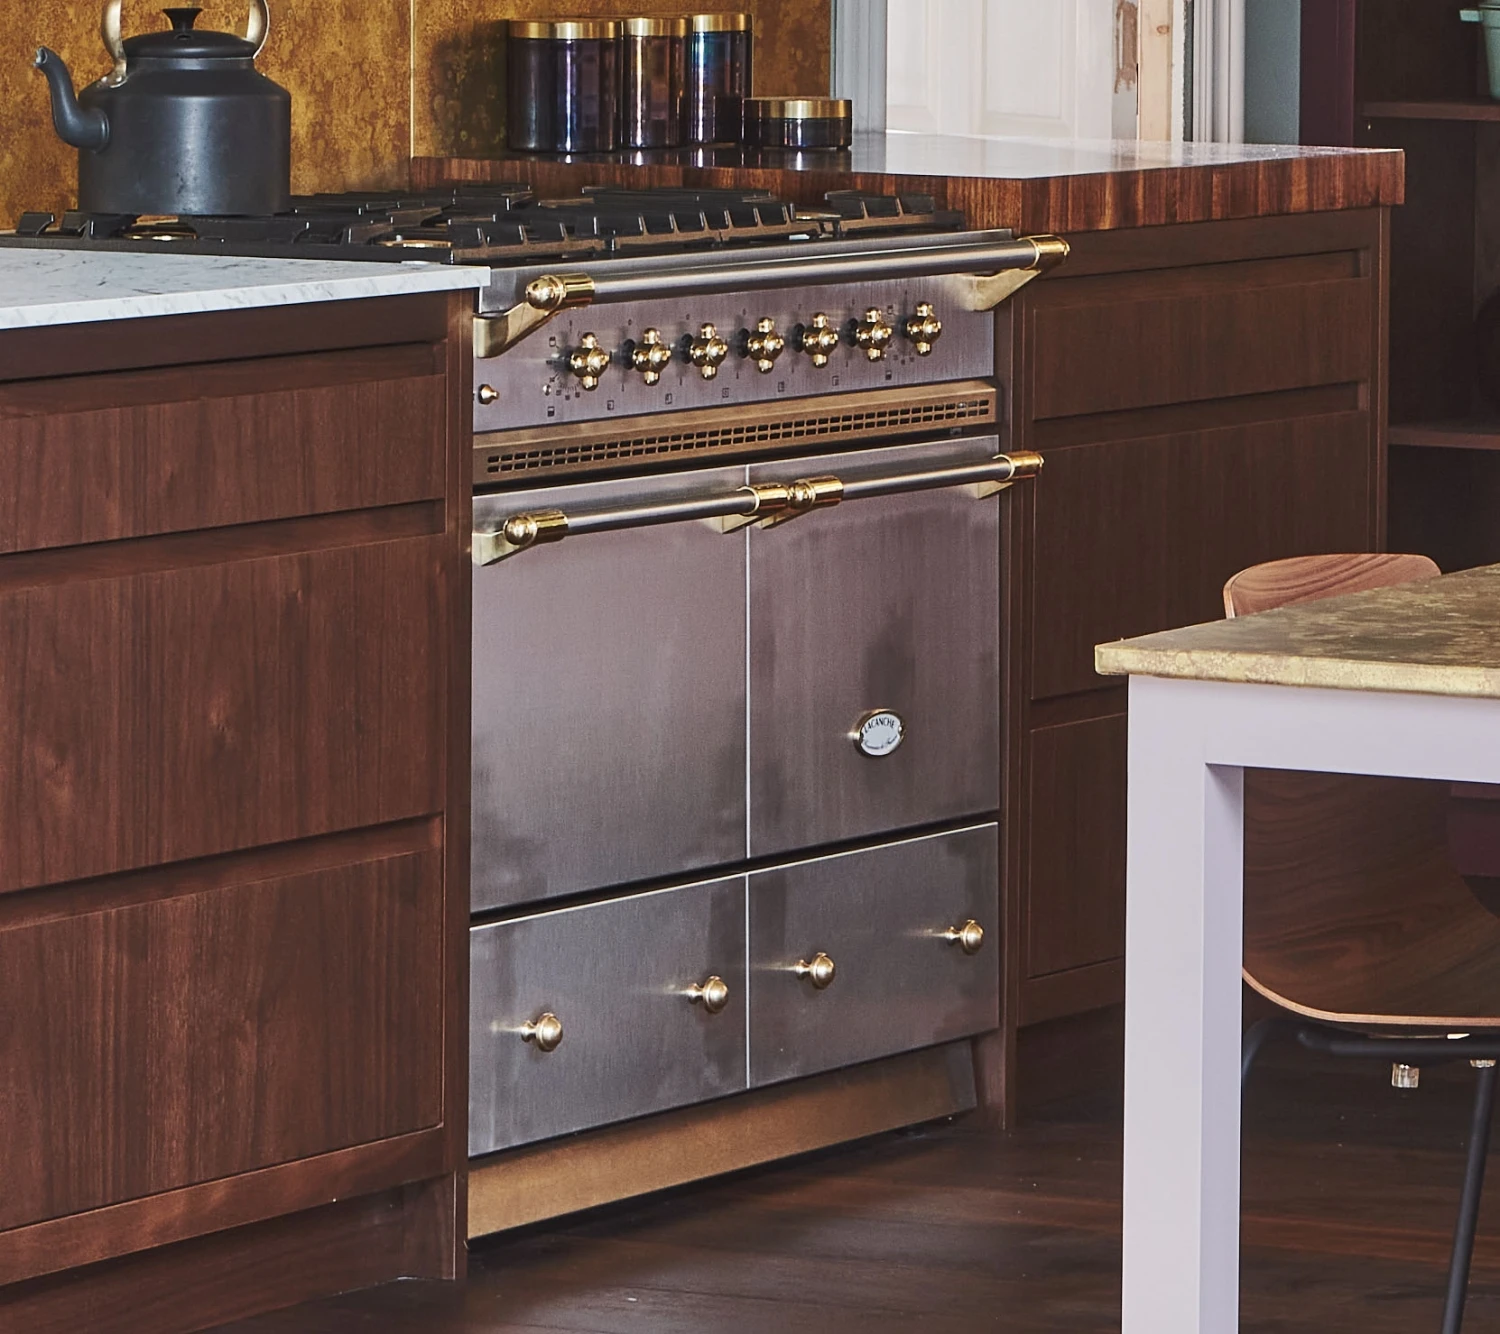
<box><xmin>124</xmin><ymin>8</ymin><xmax>258</xmax><ymax>59</ymax></box>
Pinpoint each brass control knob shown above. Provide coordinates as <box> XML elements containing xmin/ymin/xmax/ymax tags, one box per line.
<box><xmin>476</xmin><ymin>383</ymin><xmax>499</xmax><ymax>405</ymax></box>
<box><xmin>745</xmin><ymin>317</ymin><xmax>786</xmax><ymax>373</ymax></box>
<box><xmin>690</xmin><ymin>322</ymin><xmax>729</xmax><ymax>380</ymax></box>
<box><xmin>686</xmin><ymin>975</ymin><xmax>731</xmax><ymax>1014</ymax></box>
<box><xmin>794</xmin><ymin>952</ymin><xmax>837</xmax><ymax>989</ymax></box>
<box><xmin>904</xmin><ymin>302</ymin><xmax>943</xmax><ymax>356</ymax></box>
<box><xmin>854</xmin><ymin>307</ymin><xmax>895</xmax><ymax>362</ymax></box>
<box><xmin>942</xmin><ymin>919</ymin><xmax>985</xmax><ymax>955</ymax></box>
<box><xmin>800</xmin><ymin>313</ymin><xmax>840</xmax><ymax>368</ymax></box>
<box><xmin>629</xmin><ymin>327</ymin><xmax>673</xmax><ymax>385</ymax></box>
<box><xmin>567</xmin><ymin>333</ymin><xmax>611</xmax><ymax>391</ymax></box>
<box><xmin>521</xmin><ymin>1012</ymin><xmax>563</xmax><ymax>1052</ymax></box>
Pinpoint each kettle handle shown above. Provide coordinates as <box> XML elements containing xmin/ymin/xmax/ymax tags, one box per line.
<box><xmin>101</xmin><ymin>0</ymin><xmax>270</xmax><ymax>83</ymax></box>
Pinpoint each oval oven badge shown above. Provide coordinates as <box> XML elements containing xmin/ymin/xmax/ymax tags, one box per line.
<box><xmin>855</xmin><ymin>709</ymin><xmax>904</xmax><ymax>758</ymax></box>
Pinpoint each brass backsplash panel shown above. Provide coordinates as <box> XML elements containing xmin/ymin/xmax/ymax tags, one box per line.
<box><xmin>0</xmin><ymin>0</ymin><xmax>829</xmax><ymax>226</ymax></box>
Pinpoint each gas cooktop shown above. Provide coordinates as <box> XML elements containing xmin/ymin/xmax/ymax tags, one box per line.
<box><xmin>1</xmin><ymin>186</ymin><xmax>965</xmax><ymax>265</ymax></box>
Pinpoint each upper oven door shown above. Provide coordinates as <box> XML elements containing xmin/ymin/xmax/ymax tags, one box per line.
<box><xmin>472</xmin><ymin>465</ymin><xmax>747</xmax><ymax>912</ymax></box>
<box><xmin>747</xmin><ymin>436</ymin><xmax>1002</xmax><ymax>858</ymax></box>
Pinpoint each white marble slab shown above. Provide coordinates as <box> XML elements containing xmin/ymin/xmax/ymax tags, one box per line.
<box><xmin>0</xmin><ymin>249</ymin><xmax>489</xmax><ymax>330</ymax></box>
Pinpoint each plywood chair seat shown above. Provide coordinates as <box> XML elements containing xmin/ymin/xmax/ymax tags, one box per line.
<box><xmin>1244</xmin><ymin>769</ymin><xmax>1500</xmax><ymax>1033</ymax></box>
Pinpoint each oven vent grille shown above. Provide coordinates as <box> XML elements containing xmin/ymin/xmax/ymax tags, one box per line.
<box><xmin>477</xmin><ymin>384</ymin><xmax>999</xmax><ymax>483</ymax></box>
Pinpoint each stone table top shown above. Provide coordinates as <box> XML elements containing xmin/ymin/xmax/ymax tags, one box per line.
<box><xmin>1095</xmin><ymin>563</ymin><xmax>1500</xmax><ymax>699</ymax></box>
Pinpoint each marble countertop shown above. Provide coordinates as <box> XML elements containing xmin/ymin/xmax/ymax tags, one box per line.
<box><xmin>1095</xmin><ymin>564</ymin><xmax>1500</xmax><ymax>699</ymax></box>
<box><xmin>0</xmin><ymin>249</ymin><xmax>490</xmax><ymax>330</ymax></box>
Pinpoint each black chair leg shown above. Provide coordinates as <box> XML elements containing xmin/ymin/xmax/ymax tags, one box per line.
<box><xmin>1241</xmin><ymin>1017</ymin><xmax>1297</xmax><ymax>1086</ymax></box>
<box><xmin>1442</xmin><ymin>1060</ymin><xmax>1498</xmax><ymax>1334</ymax></box>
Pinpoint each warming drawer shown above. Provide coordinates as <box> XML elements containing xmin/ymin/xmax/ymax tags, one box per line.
<box><xmin>747</xmin><ymin>823</ymin><xmax>1000</xmax><ymax>1087</ymax></box>
<box><xmin>468</xmin><ymin>874</ymin><xmax>747</xmax><ymax>1155</ymax></box>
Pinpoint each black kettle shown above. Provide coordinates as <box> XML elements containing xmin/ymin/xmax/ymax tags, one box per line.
<box><xmin>34</xmin><ymin>0</ymin><xmax>291</xmax><ymax>216</ymax></box>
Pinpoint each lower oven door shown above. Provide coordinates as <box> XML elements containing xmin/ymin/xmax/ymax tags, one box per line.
<box><xmin>747</xmin><ymin>436</ymin><xmax>1002</xmax><ymax>857</ymax></box>
<box><xmin>748</xmin><ymin>823</ymin><xmax>999</xmax><ymax>1086</ymax></box>
<box><xmin>472</xmin><ymin>465</ymin><xmax>747</xmax><ymax>911</ymax></box>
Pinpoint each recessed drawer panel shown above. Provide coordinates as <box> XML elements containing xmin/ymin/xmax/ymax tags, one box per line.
<box><xmin>0</xmin><ymin>847</ymin><xmax>444</xmax><ymax>1232</ymax></box>
<box><xmin>1029</xmin><ymin>258</ymin><xmax>1371</xmax><ymax>420</ymax></box>
<box><xmin>0</xmin><ymin>533</ymin><xmax>447</xmax><ymax>893</ymax></box>
<box><xmin>0</xmin><ymin>345</ymin><xmax>446</xmax><ymax>555</ymax></box>
<box><xmin>469</xmin><ymin>875</ymin><xmax>747</xmax><ymax>1155</ymax></box>
<box><xmin>748</xmin><ymin>825</ymin><xmax>999</xmax><ymax>1087</ymax></box>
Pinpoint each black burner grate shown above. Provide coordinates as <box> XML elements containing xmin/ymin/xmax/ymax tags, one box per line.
<box><xmin>4</xmin><ymin>186</ymin><xmax>965</xmax><ymax>263</ymax></box>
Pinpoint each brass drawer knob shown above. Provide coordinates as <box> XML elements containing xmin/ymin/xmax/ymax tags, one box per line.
<box><xmin>794</xmin><ymin>952</ymin><xmax>837</xmax><ymax>989</ymax></box>
<box><xmin>521</xmin><ymin>1012</ymin><xmax>564</xmax><ymax>1052</ymax></box>
<box><xmin>686</xmin><ymin>974</ymin><xmax>731</xmax><ymax>1014</ymax></box>
<box><xmin>942</xmin><ymin>919</ymin><xmax>985</xmax><ymax>955</ymax></box>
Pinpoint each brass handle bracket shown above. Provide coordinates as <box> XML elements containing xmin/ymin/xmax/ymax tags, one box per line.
<box><xmin>971</xmin><ymin>450</ymin><xmax>1044</xmax><ymax>500</ymax></box>
<box><xmin>474</xmin><ymin>272</ymin><xmax>596</xmax><ymax>359</ymax></box>
<box><xmin>716</xmin><ymin>475</ymin><xmax>844</xmax><ymax>534</ymax></box>
<box><xmin>952</xmin><ymin>235</ymin><xmax>1070</xmax><ymax>312</ymax></box>
<box><xmin>473</xmin><ymin>507</ymin><xmax>568</xmax><ymax>566</ymax></box>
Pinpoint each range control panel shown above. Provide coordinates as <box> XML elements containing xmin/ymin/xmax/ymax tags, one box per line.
<box><xmin>472</xmin><ymin>278</ymin><xmax>997</xmax><ymax>432</ymax></box>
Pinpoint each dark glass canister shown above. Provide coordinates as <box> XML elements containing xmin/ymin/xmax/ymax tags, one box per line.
<box><xmin>743</xmin><ymin>97</ymin><xmax>853</xmax><ymax>150</ymax></box>
<box><xmin>685</xmin><ymin>13</ymin><xmax>751</xmax><ymax>144</ymax></box>
<box><xmin>620</xmin><ymin>17</ymin><xmax>687</xmax><ymax>148</ymax></box>
<box><xmin>507</xmin><ymin>19</ymin><xmax>620</xmax><ymax>153</ymax></box>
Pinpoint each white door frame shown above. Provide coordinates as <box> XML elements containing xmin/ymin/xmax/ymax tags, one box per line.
<box><xmin>1191</xmin><ymin>0</ymin><xmax>1245</xmax><ymax>141</ymax></box>
<box><xmin>830</xmin><ymin>0</ymin><xmax>889</xmax><ymax>134</ymax></box>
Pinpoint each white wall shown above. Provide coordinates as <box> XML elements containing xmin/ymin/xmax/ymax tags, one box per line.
<box><xmin>1243</xmin><ymin>0</ymin><xmax>1301</xmax><ymax>143</ymax></box>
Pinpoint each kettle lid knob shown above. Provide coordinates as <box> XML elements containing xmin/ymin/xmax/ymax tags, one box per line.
<box><xmin>162</xmin><ymin>7</ymin><xmax>203</xmax><ymax>32</ymax></box>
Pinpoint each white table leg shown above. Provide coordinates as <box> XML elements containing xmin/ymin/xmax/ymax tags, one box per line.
<box><xmin>1122</xmin><ymin>675</ymin><xmax>1245</xmax><ymax>1333</ymax></box>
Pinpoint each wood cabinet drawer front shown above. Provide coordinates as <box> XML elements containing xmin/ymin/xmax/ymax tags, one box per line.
<box><xmin>0</xmin><ymin>533</ymin><xmax>447</xmax><ymax>893</ymax></box>
<box><xmin>0</xmin><ymin>346</ymin><xmax>446</xmax><ymax>555</ymax></box>
<box><xmin>469</xmin><ymin>876</ymin><xmax>747</xmax><ymax>1155</ymax></box>
<box><xmin>748</xmin><ymin>825</ymin><xmax>998</xmax><ymax>1087</ymax></box>
<box><xmin>1026</xmin><ymin>713</ymin><xmax>1127</xmax><ymax>978</ymax></box>
<box><xmin>0</xmin><ymin>848</ymin><xmax>444</xmax><ymax>1232</ymax></box>
<box><xmin>1029</xmin><ymin>259</ymin><xmax>1371</xmax><ymax>420</ymax></box>
<box><xmin>1030</xmin><ymin>412</ymin><xmax>1374</xmax><ymax>701</ymax></box>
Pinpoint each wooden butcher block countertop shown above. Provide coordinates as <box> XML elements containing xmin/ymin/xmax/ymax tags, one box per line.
<box><xmin>414</xmin><ymin>131</ymin><xmax>1404</xmax><ymax>234</ymax></box>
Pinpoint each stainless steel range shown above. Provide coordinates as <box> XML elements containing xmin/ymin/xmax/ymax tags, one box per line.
<box><xmin>458</xmin><ymin>187</ymin><xmax>1066</xmax><ymax>1165</ymax></box>
<box><xmin>3</xmin><ymin>185</ymin><xmax>1067</xmax><ymax>1191</ymax></box>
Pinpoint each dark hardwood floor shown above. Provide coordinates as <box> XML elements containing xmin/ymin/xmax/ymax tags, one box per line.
<box><xmin>215</xmin><ymin>1030</ymin><xmax>1500</xmax><ymax>1332</ymax></box>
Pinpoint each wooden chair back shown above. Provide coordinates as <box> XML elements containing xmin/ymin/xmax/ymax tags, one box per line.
<box><xmin>1223</xmin><ymin>552</ymin><xmax>1439</xmax><ymax>618</ymax></box>
<box><xmin>1229</xmin><ymin>554</ymin><xmax>1500</xmax><ymax>1031</ymax></box>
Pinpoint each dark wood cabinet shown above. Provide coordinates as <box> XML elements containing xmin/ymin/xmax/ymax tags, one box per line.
<box><xmin>0</xmin><ymin>294</ymin><xmax>471</xmax><ymax>1330</ymax></box>
<box><xmin>1001</xmin><ymin>210</ymin><xmax>1386</xmax><ymax>1044</ymax></box>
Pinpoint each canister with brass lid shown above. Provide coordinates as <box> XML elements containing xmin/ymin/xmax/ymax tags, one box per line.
<box><xmin>743</xmin><ymin>97</ymin><xmax>852</xmax><ymax>150</ymax></box>
<box><xmin>685</xmin><ymin>13</ymin><xmax>752</xmax><ymax>144</ymax></box>
<box><xmin>620</xmin><ymin>16</ymin><xmax>687</xmax><ymax>149</ymax></box>
<box><xmin>508</xmin><ymin>18</ymin><xmax>621</xmax><ymax>153</ymax></box>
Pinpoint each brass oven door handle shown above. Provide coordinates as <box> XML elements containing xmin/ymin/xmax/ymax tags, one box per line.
<box><xmin>473</xmin><ymin>233</ymin><xmax>1070</xmax><ymax>358</ymax></box>
<box><xmin>472</xmin><ymin>451</ymin><xmax>1043</xmax><ymax>565</ymax></box>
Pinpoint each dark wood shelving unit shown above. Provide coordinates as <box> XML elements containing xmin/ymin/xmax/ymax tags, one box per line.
<box><xmin>1306</xmin><ymin>0</ymin><xmax>1500</xmax><ymax>570</ymax></box>
<box><xmin>1362</xmin><ymin>99</ymin><xmax>1500</xmax><ymax>121</ymax></box>
<box><xmin>1389</xmin><ymin>419</ymin><xmax>1500</xmax><ymax>449</ymax></box>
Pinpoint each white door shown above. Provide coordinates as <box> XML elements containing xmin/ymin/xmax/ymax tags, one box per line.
<box><xmin>885</xmin><ymin>0</ymin><xmax>1122</xmax><ymax>140</ymax></box>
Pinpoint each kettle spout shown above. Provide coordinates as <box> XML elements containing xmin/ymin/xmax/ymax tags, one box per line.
<box><xmin>34</xmin><ymin>48</ymin><xmax>109</xmax><ymax>151</ymax></box>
